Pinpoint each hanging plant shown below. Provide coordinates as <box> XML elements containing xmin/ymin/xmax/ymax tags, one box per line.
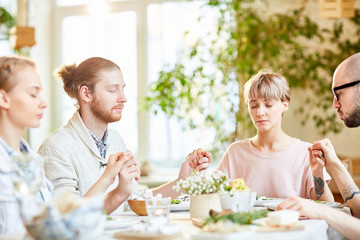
<box><xmin>0</xmin><ymin>7</ymin><xmax>16</xmax><ymax>40</ymax></box>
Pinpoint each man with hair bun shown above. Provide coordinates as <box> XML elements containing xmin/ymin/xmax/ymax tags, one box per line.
<box><xmin>38</xmin><ymin>57</ymin><xmax>211</xmax><ymax>213</ymax></box>
<box><xmin>0</xmin><ymin>56</ymin><xmax>133</xmax><ymax>233</ymax></box>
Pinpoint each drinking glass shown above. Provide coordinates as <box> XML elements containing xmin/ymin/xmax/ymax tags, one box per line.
<box><xmin>145</xmin><ymin>197</ymin><xmax>171</xmax><ymax>226</ymax></box>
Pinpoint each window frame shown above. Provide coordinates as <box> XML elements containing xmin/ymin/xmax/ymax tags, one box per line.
<box><xmin>52</xmin><ymin>0</ymin><xmax>183</xmax><ymax>163</ymax></box>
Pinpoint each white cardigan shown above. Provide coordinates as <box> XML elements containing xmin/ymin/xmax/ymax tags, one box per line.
<box><xmin>38</xmin><ymin>111</ymin><xmax>134</xmax><ymax>211</ymax></box>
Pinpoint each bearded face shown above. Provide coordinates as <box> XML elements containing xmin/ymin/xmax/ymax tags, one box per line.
<box><xmin>89</xmin><ymin>94</ymin><xmax>123</xmax><ymax>123</ymax></box>
<box><xmin>343</xmin><ymin>89</ymin><xmax>360</xmax><ymax>128</ymax></box>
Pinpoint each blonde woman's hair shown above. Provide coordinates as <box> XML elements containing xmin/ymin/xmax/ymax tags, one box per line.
<box><xmin>0</xmin><ymin>56</ymin><xmax>36</xmax><ymax>91</ymax></box>
<box><xmin>243</xmin><ymin>70</ymin><xmax>290</xmax><ymax>103</ymax></box>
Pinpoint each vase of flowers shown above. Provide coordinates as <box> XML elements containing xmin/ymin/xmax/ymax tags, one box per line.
<box><xmin>189</xmin><ymin>193</ymin><xmax>221</xmax><ymax>219</ymax></box>
<box><xmin>174</xmin><ymin>170</ymin><xmax>230</xmax><ymax>218</ymax></box>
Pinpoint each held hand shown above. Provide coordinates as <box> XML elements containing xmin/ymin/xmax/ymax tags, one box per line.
<box><xmin>102</xmin><ymin>150</ymin><xmax>133</xmax><ymax>185</ymax></box>
<box><xmin>277</xmin><ymin>196</ymin><xmax>325</xmax><ymax>219</ymax></box>
<box><xmin>116</xmin><ymin>152</ymin><xmax>141</xmax><ymax>199</ymax></box>
<box><xmin>87</xmin><ymin>150</ymin><xmax>134</xmax><ymax>197</ymax></box>
<box><xmin>178</xmin><ymin>148</ymin><xmax>212</xmax><ymax>179</ymax></box>
<box><xmin>311</xmin><ymin>139</ymin><xmax>341</xmax><ymax>170</ymax></box>
<box><xmin>308</xmin><ymin>147</ymin><xmax>325</xmax><ymax>177</ymax></box>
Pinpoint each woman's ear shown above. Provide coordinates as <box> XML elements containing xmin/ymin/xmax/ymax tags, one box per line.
<box><xmin>282</xmin><ymin>100</ymin><xmax>289</xmax><ymax>113</ymax></box>
<box><xmin>79</xmin><ymin>86</ymin><xmax>92</xmax><ymax>103</ymax></box>
<box><xmin>0</xmin><ymin>89</ymin><xmax>10</xmax><ymax>109</ymax></box>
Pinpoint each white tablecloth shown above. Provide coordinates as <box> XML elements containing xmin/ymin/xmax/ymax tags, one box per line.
<box><xmin>0</xmin><ymin>211</ymin><xmax>345</xmax><ymax>240</ymax></box>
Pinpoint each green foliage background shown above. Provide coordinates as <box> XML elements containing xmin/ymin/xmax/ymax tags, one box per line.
<box><xmin>145</xmin><ymin>0</ymin><xmax>360</xmax><ymax>157</ymax></box>
<box><xmin>0</xmin><ymin>6</ymin><xmax>16</xmax><ymax>39</ymax></box>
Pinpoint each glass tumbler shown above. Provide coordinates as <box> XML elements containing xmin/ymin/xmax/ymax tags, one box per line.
<box><xmin>145</xmin><ymin>197</ymin><xmax>171</xmax><ymax>226</ymax></box>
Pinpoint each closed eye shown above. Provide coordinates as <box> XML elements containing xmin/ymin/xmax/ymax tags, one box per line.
<box><xmin>336</xmin><ymin>92</ymin><xmax>342</xmax><ymax>100</ymax></box>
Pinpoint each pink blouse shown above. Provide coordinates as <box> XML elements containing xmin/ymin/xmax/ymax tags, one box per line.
<box><xmin>217</xmin><ymin>138</ymin><xmax>331</xmax><ymax>198</ymax></box>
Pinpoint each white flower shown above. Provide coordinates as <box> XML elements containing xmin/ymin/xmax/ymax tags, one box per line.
<box><xmin>174</xmin><ymin>170</ymin><xmax>230</xmax><ymax>195</ymax></box>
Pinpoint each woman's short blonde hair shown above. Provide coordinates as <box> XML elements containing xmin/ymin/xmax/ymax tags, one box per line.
<box><xmin>0</xmin><ymin>56</ymin><xmax>36</xmax><ymax>92</ymax></box>
<box><xmin>243</xmin><ymin>70</ymin><xmax>290</xmax><ymax>103</ymax></box>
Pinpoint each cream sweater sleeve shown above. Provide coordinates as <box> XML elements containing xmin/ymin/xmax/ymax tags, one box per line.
<box><xmin>39</xmin><ymin>144</ymin><xmax>81</xmax><ymax>197</ymax></box>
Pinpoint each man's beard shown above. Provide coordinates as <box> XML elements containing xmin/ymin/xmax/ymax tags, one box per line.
<box><xmin>90</xmin><ymin>97</ymin><xmax>122</xmax><ymax>123</ymax></box>
<box><xmin>344</xmin><ymin>91</ymin><xmax>360</xmax><ymax>128</ymax></box>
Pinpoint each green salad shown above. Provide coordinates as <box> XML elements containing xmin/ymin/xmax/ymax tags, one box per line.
<box><xmin>204</xmin><ymin>209</ymin><xmax>269</xmax><ymax>226</ymax></box>
<box><xmin>256</xmin><ymin>195</ymin><xmax>273</xmax><ymax>201</ymax></box>
<box><xmin>171</xmin><ymin>198</ymin><xmax>181</xmax><ymax>204</ymax></box>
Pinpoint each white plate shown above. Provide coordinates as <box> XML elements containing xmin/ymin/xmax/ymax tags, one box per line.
<box><xmin>262</xmin><ymin>202</ymin><xmax>279</xmax><ymax>211</ymax></box>
<box><xmin>320</xmin><ymin>201</ymin><xmax>344</xmax><ymax>208</ymax></box>
<box><xmin>254</xmin><ymin>198</ymin><xmax>283</xmax><ymax>207</ymax></box>
<box><xmin>105</xmin><ymin>217</ymin><xmax>141</xmax><ymax>230</ymax></box>
<box><xmin>261</xmin><ymin>200</ymin><xmax>343</xmax><ymax>210</ymax></box>
<box><xmin>170</xmin><ymin>202</ymin><xmax>190</xmax><ymax>211</ymax></box>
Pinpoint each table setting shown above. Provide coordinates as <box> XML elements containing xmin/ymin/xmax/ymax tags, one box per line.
<box><xmin>0</xmin><ymin>170</ymin><xmax>348</xmax><ymax>240</ymax></box>
<box><xmin>103</xmin><ymin>171</ymin><xmax>346</xmax><ymax>240</ymax></box>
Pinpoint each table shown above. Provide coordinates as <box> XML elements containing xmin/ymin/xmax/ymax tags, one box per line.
<box><xmin>0</xmin><ymin>211</ymin><xmax>345</xmax><ymax>240</ymax></box>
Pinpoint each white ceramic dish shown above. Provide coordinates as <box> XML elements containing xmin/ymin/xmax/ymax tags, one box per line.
<box><xmin>319</xmin><ymin>201</ymin><xmax>344</xmax><ymax>208</ymax></box>
<box><xmin>261</xmin><ymin>200</ymin><xmax>343</xmax><ymax>211</ymax></box>
<box><xmin>105</xmin><ymin>217</ymin><xmax>141</xmax><ymax>230</ymax></box>
<box><xmin>254</xmin><ymin>198</ymin><xmax>283</xmax><ymax>207</ymax></box>
<box><xmin>262</xmin><ymin>202</ymin><xmax>279</xmax><ymax>211</ymax></box>
<box><xmin>170</xmin><ymin>202</ymin><xmax>190</xmax><ymax>211</ymax></box>
<box><xmin>220</xmin><ymin>191</ymin><xmax>257</xmax><ymax>212</ymax></box>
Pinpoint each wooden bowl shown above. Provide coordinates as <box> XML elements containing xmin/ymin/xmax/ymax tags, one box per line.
<box><xmin>127</xmin><ymin>200</ymin><xmax>147</xmax><ymax>216</ymax></box>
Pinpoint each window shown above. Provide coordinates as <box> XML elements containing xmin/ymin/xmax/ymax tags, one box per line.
<box><xmin>60</xmin><ymin>11</ymin><xmax>138</xmax><ymax>154</ymax></box>
<box><xmin>56</xmin><ymin>0</ymin><xmax>87</xmax><ymax>6</ymax></box>
<box><xmin>0</xmin><ymin>0</ymin><xmax>16</xmax><ymax>56</ymax></box>
<box><xmin>55</xmin><ymin>0</ymin><xmax>217</xmax><ymax>168</ymax></box>
<box><xmin>147</xmin><ymin>2</ymin><xmax>217</xmax><ymax>167</ymax></box>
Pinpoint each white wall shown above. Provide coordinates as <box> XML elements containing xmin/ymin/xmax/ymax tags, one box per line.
<box><xmin>274</xmin><ymin>0</ymin><xmax>360</xmax><ymax>158</ymax></box>
<box><xmin>283</xmin><ymin>89</ymin><xmax>360</xmax><ymax>158</ymax></box>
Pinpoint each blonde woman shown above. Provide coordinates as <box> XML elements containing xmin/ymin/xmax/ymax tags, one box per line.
<box><xmin>0</xmin><ymin>56</ymin><xmax>136</xmax><ymax>234</ymax></box>
<box><xmin>216</xmin><ymin>70</ymin><xmax>334</xmax><ymax>201</ymax></box>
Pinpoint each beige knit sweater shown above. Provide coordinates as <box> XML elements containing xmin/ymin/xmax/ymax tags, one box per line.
<box><xmin>38</xmin><ymin>111</ymin><xmax>135</xmax><ymax>211</ymax></box>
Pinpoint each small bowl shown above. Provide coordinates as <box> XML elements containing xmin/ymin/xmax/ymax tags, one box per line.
<box><xmin>127</xmin><ymin>200</ymin><xmax>147</xmax><ymax>216</ymax></box>
<box><xmin>220</xmin><ymin>191</ymin><xmax>257</xmax><ymax>212</ymax></box>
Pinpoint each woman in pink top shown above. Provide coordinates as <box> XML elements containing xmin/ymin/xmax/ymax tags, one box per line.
<box><xmin>217</xmin><ymin>70</ymin><xmax>334</xmax><ymax>200</ymax></box>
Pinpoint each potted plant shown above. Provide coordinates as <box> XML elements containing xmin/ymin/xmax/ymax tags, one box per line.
<box><xmin>174</xmin><ymin>170</ymin><xmax>230</xmax><ymax>218</ymax></box>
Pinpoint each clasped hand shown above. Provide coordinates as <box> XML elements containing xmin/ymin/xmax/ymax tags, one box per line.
<box><xmin>178</xmin><ymin>148</ymin><xmax>212</xmax><ymax>179</ymax></box>
<box><xmin>309</xmin><ymin>138</ymin><xmax>341</xmax><ymax>176</ymax></box>
<box><xmin>105</xmin><ymin>150</ymin><xmax>141</xmax><ymax>197</ymax></box>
